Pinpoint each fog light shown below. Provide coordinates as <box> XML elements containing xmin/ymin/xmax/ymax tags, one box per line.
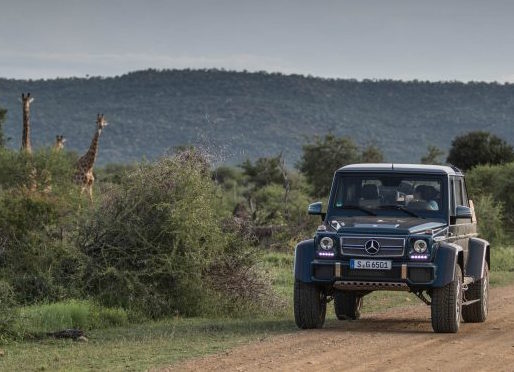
<box><xmin>410</xmin><ymin>254</ymin><xmax>429</xmax><ymax>260</ymax></box>
<box><xmin>318</xmin><ymin>251</ymin><xmax>335</xmax><ymax>257</ymax></box>
<box><xmin>413</xmin><ymin>239</ymin><xmax>428</xmax><ymax>253</ymax></box>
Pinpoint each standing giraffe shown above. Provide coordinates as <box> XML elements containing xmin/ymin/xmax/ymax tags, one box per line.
<box><xmin>74</xmin><ymin>114</ymin><xmax>108</xmax><ymax>200</ymax></box>
<box><xmin>21</xmin><ymin>93</ymin><xmax>34</xmax><ymax>153</ymax></box>
<box><xmin>54</xmin><ymin>135</ymin><xmax>66</xmax><ymax>151</ymax></box>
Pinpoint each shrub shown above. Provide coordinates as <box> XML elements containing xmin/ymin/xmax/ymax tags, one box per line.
<box><xmin>79</xmin><ymin>152</ymin><xmax>268</xmax><ymax>318</ymax></box>
<box><xmin>0</xmin><ymin>280</ymin><xmax>18</xmax><ymax>338</ymax></box>
<box><xmin>0</xmin><ymin>148</ymin><xmax>77</xmax><ymax>193</ymax></box>
<box><xmin>0</xmin><ymin>191</ymin><xmax>85</xmax><ymax>303</ymax></box>
<box><xmin>0</xmin><ymin>149</ymin><xmax>85</xmax><ymax>304</ymax></box>
<box><xmin>474</xmin><ymin>194</ymin><xmax>505</xmax><ymax>243</ymax></box>
<box><xmin>467</xmin><ymin>162</ymin><xmax>514</xmax><ymax>226</ymax></box>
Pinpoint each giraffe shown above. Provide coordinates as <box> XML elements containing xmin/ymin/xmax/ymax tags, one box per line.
<box><xmin>21</xmin><ymin>93</ymin><xmax>34</xmax><ymax>154</ymax></box>
<box><xmin>74</xmin><ymin>114</ymin><xmax>108</xmax><ymax>200</ymax></box>
<box><xmin>54</xmin><ymin>135</ymin><xmax>66</xmax><ymax>151</ymax></box>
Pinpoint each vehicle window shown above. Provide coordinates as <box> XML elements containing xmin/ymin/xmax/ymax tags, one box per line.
<box><xmin>461</xmin><ymin>178</ymin><xmax>469</xmax><ymax>207</ymax></box>
<box><xmin>332</xmin><ymin>173</ymin><xmax>446</xmax><ymax>218</ymax></box>
<box><xmin>455</xmin><ymin>178</ymin><xmax>464</xmax><ymax>207</ymax></box>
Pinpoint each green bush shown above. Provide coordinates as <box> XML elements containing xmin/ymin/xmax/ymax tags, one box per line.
<box><xmin>0</xmin><ymin>149</ymin><xmax>85</xmax><ymax>304</ymax></box>
<box><xmin>0</xmin><ymin>148</ymin><xmax>77</xmax><ymax>193</ymax></box>
<box><xmin>79</xmin><ymin>152</ymin><xmax>267</xmax><ymax>318</ymax></box>
<box><xmin>474</xmin><ymin>194</ymin><xmax>505</xmax><ymax>243</ymax></box>
<box><xmin>0</xmin><ymin>146</ymin><xmax>284</xmax><ymax>323</ymax></box>
<box><xmin>0</xmin><ymin>280</ymin><xmax>18</xmax><ymax>338</ymax></box>
<box><xmin>0</xmin><ymin>191</ymin><xmax>86</xmax><ymax>303</ymax></box>
<box><xmin>467</xmin><ymin>162</ymin><xmax>514</xmax><ymax>224</ymax></box>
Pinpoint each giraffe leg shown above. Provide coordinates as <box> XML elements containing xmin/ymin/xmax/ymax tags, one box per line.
<box><xmin>85</xmin><ymin>174</ymin><xmax>94</xmax><ymax>203</ymax></box>
<box><xmin>87</xmin><ymin>184</ymin><xmax>93</xmax><ymax>202</ymax></box>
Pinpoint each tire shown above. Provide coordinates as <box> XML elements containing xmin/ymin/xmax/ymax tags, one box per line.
<box><xmin>334</xmin><ymin>291</ymin><xmax>363</xmax><ymax>320</ymax></box>
<box><xmin>294</xmin><ymin>280</ymin><xmax>326</xmax><ymax>329</ymax></box>
<box><xmin>462</xmin><ymin>265</ymin><xmax>489</xmax><ymax>323</ymax></box>
<box><xmin>431</xmin><ymin>265</ymin><xmax>463</xmax><ymax>333</ymax></box>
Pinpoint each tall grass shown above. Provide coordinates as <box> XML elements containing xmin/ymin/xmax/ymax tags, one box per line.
<box><xmin>15</xmin><ymin>300</ymin><xmax>129</xmax><ymax>337</ymax></box>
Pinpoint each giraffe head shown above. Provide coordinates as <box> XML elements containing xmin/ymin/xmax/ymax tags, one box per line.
<box><xmin>96</xmin><ymin>113</ymin><xmax>108</xmax><ymax>132</ymax></box>
<box><xmin>21</xmin><ymin>92</ymin><xmax>34</xmax><ymax>106</ymax></box>
<box><xmin>55</xmin><ymin>135</ymin><xmax>66</xmax><ymax>150</ymax></box>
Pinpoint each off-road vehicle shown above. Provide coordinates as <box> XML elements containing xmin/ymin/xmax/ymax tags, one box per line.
<box><xmin>294</xmin><ymin>164</ymin><xmax>490</xmax><ymax>333</ymax></box>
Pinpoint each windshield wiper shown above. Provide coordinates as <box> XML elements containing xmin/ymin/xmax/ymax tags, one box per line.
<box><xmin>378</xmin><ymin>205</ymin><xmax>425</xmax><ymax>219</ymax></box>
<box><xmin>340</xmin><ymin>205</ymin><xmax>376</xmax><ymax>216</ymax></box>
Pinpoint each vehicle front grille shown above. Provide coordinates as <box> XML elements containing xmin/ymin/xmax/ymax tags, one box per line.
<box><xmin>340</xmin><ymin>236</ymin><xmax>405</xmax><ymax>257</ymax></box>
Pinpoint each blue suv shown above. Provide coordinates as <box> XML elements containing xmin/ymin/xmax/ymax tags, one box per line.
<box><xmin>294</xmin><ymin>164</ymin><xmax>490</xmax><ymax>333</ymax></box>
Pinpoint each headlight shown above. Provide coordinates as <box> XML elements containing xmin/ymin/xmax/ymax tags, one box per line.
<box><xmin>319</xmin><ymin>237</ymin><xmax>334</xmax><ymax>251</ymax></box>
<box><xmin>413</xmin><ymin>239</ymin><xmax>428</xmax><ymax>253</ymax></box>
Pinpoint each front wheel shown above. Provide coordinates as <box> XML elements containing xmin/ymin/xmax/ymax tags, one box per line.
<box><xmin>294</xmin><ymin>280</ymin><xmax>326</xmax><ymax>329</ymax></box>
<box><xmin>334</xmin><ymin>291</ymin><xmax>363</xmax><ymax>320</ymax></box>
<box><xmin>431</xmin><ymin>265</ymin><xmax>463</xmax><ymax>333</ymax></box>
<box><xmin>462</xmin><ymin>265</ymin><xmax>489</xmax><ymax>323</ymax></box>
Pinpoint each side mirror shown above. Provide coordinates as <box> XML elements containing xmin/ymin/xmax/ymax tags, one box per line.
<box><xmin>308</xmin><ymin>202</ymin><xmax>326</xmax><ymax>221</ymax></box>
<box><xmin>456</xmin><ymin>205</ymin><xmax>472</xmax><ymax>219</ymax></box>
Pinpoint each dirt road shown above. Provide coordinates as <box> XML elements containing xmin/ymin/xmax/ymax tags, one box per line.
<box><xmin>166</xmin><ymin>285</ymin><xmax>514</xmax><ymax>371</ymax></box>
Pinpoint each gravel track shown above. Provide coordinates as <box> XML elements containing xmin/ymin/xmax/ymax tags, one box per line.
<box><xmin>164</xmin><ymin>284</ymin><xmax>514</xmax><ymax>372</ymax></box>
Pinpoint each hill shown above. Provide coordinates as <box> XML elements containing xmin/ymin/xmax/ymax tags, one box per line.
<box><xmin>1</xmin><ymin>69</ymin><xmax>513</xmax><ymax>166</ymax></box>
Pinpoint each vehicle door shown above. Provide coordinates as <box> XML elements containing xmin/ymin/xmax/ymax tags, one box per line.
<box><xmin>449</xmin><ymin>175</ymin><xmax>475</xmax><ymax>270</ymax></box>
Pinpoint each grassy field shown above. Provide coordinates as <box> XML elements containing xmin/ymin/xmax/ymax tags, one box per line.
<box><xmin>1</xmin><ymin>248</ymin><xmax>513</xmax><ymax>371</ymax></box>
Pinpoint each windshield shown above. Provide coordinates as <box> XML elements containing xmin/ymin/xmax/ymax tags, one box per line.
<box><xmin>331</xmin><ymin>173</ymin><xmax>447</xmax><ymax>219</ymax></box>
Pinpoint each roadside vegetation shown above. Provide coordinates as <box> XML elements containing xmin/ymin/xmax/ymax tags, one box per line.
<box><xmin>0</xmin><ymin>108</ymin><xmax>513</xmax><ymax>370</ymax></box>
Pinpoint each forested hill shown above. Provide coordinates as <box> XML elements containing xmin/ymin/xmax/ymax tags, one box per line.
<box><xmin>1</xmin><ymin>69</ymin><xmax>513</xmax><ymax>166</ymax></box>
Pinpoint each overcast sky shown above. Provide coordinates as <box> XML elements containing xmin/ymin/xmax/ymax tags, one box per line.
<box><xmin>1</xmin><ymin>0</ymin><xmax>513</xmax><ymax>81</ymax></box>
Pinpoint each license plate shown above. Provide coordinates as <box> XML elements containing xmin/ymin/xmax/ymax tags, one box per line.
<box><xmin>350</xmin><ymin>259</ymin><xmax>392</xmax><ymax>270</ymax></box>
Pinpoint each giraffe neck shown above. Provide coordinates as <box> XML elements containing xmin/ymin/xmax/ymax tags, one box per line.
<box><xmin>80</xmin><ymin>128</ymin><xmax>102</xmax><ymax>171</ymax></box>
<box><xmin>22</xmin><ymin>103</ymin><xmax>31</xmax><ymax>153</ymax></box>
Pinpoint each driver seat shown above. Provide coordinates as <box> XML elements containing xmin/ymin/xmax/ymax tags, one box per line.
<box><xmin>359</xmin><ymin>184</ymin><xmax>380</xmax><ymax>208</ymax></box>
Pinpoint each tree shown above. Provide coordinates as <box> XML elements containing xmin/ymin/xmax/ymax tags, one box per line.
<box><xmin>240</xmin><ymin>155</ymin><xmax>284</xmax><ymax>187</ymax></box>
<box><xmin>421</xmin><ymin>145</ymin><xmax>445</xmax><ymax>165</ymax></box>
<box><xmin>298</xmin><ymin>134</ymin><xmax>360</xmax><ymax>197</ymax></box>
<box><xmin>447</xmin><ymin>131</ymin><xmax>514</xmax><ymax>171</ymax></box>
<box><xmin>361</xmin><ymin>144</ymin><xmax>384</xmax><ymax>163</ymax></box>
<box><xmin>0</xmin><ymin>107</ymin><xmax>6</xmax><ymax>148</ymax></box>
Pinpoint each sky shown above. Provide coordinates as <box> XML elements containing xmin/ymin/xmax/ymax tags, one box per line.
<box><xmin>1</xmin><ymin>0</ymin><xmax>514</xmax><ymax>82</ymax></box>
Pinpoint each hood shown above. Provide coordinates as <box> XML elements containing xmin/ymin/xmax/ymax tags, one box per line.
<box><xmin>327</xmin><ymin>216</ymin><xmax>447</xmax><ymax>235</ymax></box>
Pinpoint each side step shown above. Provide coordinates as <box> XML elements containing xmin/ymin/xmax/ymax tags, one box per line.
<box><xmin>334</xmin><ymin>281</ymin><xmax>409</xmax><ymax>291</ymax></box>
<box><xmin>462</xmin><ymin>298</ymin><xmax>480</xmax><ymax>306</ymax></box>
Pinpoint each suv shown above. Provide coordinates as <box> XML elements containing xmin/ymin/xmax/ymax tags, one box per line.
<box><xmin>294</xmin><ymin>164</ymin><xmax>490</xmax><ymax>333</ymax></box>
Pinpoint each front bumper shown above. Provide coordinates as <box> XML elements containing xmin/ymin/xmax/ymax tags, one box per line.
<box><xmin>311</xmin><ymin>260</ymin><xmax>436</xmax><ymax>289</ymax></box>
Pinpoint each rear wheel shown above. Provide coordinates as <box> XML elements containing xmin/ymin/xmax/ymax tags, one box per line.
<box><xmin>431</xmin><ymin>265</ymin><xmax>463</xmax><ymax>333</ymax></box>
<box><xmin>294</xmin><ymin>280</ymin><xmax>326</xmax><ymax>329</ymax></box>
<box><xmin>462</xmin><ymin>265</ymin><xmax>489</xmax><ymax>323</ymax></box>
<box><xmin>334</xmin><ymin>291</ymin><xmax>363</xmax><ymax>320</ymax></box>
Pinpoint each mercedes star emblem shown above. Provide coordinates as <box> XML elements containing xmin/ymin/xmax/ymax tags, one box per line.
<box><xmin>364</xmin><ymin>239</ymin><xmax>381</xmax><ymax>255</ymax></box>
